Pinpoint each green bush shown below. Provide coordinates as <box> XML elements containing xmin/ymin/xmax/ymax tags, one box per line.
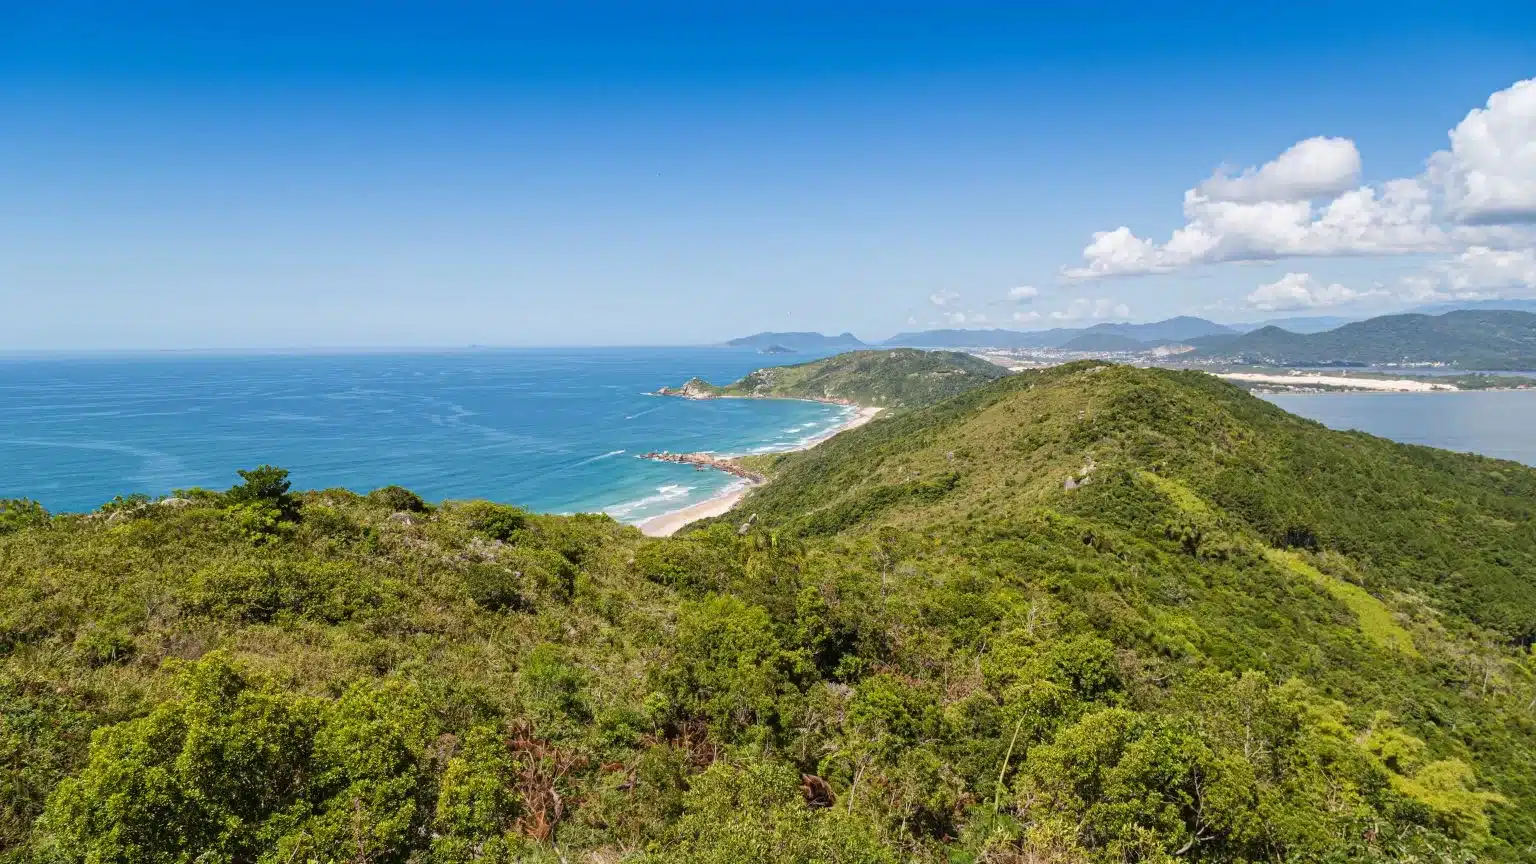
<box><xmin>368</xmin><ymin>484</ymin><xmax>429</xmax><ymax>513</ymax></box>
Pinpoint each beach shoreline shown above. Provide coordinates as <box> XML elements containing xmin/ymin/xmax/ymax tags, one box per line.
<box><xmin>1216</xmin><ymin>372</ymin><xmax>1458</xmax><ymax>392</ymax></box>
<box><xmin>636</xmin><ymin>405</ymin><xmax>882</xmax><ymax>537</ymax></box>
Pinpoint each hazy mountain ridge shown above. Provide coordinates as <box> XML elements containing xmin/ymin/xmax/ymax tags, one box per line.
<box><xmin>723</xmin><ymin>331</ymin><xmax>866</xmax><ymax>351</ymax></box>
<box><xmin>1193</xmin><ymin>309</ymin><xmax>1536</xmax><ymax>369</ymax></box>
<box><xmin>882</xmin><ymin>315</ymin><xmax>1233</xmax><ymax>349</ymax></box>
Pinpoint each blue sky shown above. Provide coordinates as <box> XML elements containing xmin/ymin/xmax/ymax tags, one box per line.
<box><xmin>2</xmin><ymin>1</ymin><xmax>1534</xmax><ymax>348</ymax></box>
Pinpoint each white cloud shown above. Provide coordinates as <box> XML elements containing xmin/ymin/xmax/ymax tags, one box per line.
<box><xmin>946</xmin><ymin>311</ymin><xmax>968</xmax><ymax>325</ymax></box>
<box><xmin>1051</xmin><ymin>297</ymin><xmax>1130</xmax><ymax>321</ymax></box>
<box><xmin>1063</xmin><ymin>78</ymin><xmax>1536</xmax><ymax>280</ymax></box>
<box><xmin>1245</xmin><ymin>272</ymin><xmax>1385</xmax><ymax>312</ymax></box>
<box><xmin>1197</xmin><ymin>136</ymin><xmax>1361</xmax><ymax>204</ymax></box>
<box><xmin>1065</xmin><ymin>179</ymin><xmax>1444</xmax><ymax>279</ymax></box>
<box><xmin>1432</xmin><ymin>79</ymin><xmax>1536</xmax><ymax>225</ymax></box>
<box><xmin>930</xmin><ymin>290</ymin><xmax>960</xmax><ymax>307</ymax></box>
<box><xmin>1008</xmin><ymin>285</ymin><xmax>1039</xmax><ymax>302</ymax></box>
<box><xmin>970</xmin><ymin>312</ymin><xmax>989</xmax><ymax>324</ymax></box>
<box><xmin>1012</xmin><ymin>310</ymin><xmax>1041</xmax><ymax>323</ymax></box>
<box><xmin>1400</xmin><ymin>246</ymin><xmax>1536</xmax><ymax>302</ymax></box>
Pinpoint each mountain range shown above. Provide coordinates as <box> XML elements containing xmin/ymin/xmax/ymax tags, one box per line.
<box><xmin>1192</xmin><ymin>309</ymin><xmax>1536</xmax><ymax>369</ymax></box>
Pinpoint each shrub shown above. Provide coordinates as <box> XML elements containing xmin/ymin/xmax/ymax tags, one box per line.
<box><xmin>0</xmin><ymin>498</ymin><xmax>49</xmax><ymax>534</ymax></box>
<box><xmin>368</xmin><ymin>485</ymin><xmax>429</xmax><ymax>513</ymax></box>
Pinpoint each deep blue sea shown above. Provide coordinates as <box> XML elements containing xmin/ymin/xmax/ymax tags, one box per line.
<box><xmin>0</xmin><ymin>349</ymin><xmax>851</xmax><ymax>521</ymax></box>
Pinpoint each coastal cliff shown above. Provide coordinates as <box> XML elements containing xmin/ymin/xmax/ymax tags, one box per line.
<box><xmin>653</xmin><ymin>348</ymin><xmax>1006</xmax><ymax>408</ymax></box>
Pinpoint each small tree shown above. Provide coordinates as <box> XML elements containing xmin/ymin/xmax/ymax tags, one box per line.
<box><xmin>226</xmin><ymin>465</ymin><xmax>297</xmax><ymax>518</ymax></box>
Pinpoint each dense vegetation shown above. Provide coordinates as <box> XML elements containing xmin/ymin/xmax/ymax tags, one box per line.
<box><xmin>668</xmin><ymin>348</ymin><xmax>1007</xmax><ymax>408</ymax></box>
<box><xmin>1193</xmin><ymin>310</ymin><xmax>1536</xmax><ymax>369</ymax></box>
<box><xmin>3</xmin><ymin>363</ymin><xmax>1536</xmax><ymax>862</ymax></box>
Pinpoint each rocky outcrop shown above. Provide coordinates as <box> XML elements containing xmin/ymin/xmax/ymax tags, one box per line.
<box><xmin>638</xmin><ymin>451</ymin><xmax>765</xmax><ymax>482</ymax></box>
<box><xmin>652</xmin><ymin>377</ymin><xmax>721</xmax><ymax>400</ymax></box>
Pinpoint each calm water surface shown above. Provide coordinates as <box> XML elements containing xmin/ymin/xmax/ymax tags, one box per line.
<box><xmin>1264</xmin><ymin>391</ymin><xmax>1536</xmax><ymax>467</ymax></box>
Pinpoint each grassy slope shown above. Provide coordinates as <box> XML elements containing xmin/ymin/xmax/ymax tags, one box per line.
<box><xmin>4</xmin><ymin>362</ymin><xmax>1536</xmax><ymax>861</ymax></box>
<box><xmin>725</xmin><ymin>362</ymin><xmax>1536</xmax><ymax>849</ymax></box>
<box><xmin>685</xmin><ymin>348</ymin><xmax>1007</xmax><ymax>408</ymax></box>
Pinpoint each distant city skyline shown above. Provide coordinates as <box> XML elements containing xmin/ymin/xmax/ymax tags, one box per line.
<box><xmin>2</xmin><ymin>2</ymin><xmax>1533</xmax><ymax>349</ymax></box>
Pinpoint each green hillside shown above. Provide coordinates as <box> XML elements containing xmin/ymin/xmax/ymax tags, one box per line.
<box><xmin>4</xmin><ymin>365</ymin><xmax>1536</xmax><ymax>862</ymax></box>
<box><xmin>664</xmin><ymin>348</ymin><xmax>1007</xmax><ymax>408</ymax></box>
<box><xmin>1194</xmin><ymin>309</ymin><xmax>1536</xmax><ymax>369</ymax></box>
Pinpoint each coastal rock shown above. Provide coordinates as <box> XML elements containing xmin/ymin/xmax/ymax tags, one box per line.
<box><xmin>653</xmin><ymin>377</ymin><xmax>719</xmax><ymax>399</ymax></box>
<box><xmin>638</xmin><ymin>451</ymin><xmax>765</xmax><ymax>483</ymax></box>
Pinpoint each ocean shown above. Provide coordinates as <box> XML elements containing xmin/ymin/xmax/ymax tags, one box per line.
<box><xmin>0</xmin><ymin>348</ymin><xmax>852</xmax><ymax>522</ymax></box>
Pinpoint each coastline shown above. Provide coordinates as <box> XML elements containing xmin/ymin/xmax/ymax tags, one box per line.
<box><xmin>636</xmin><ymin>405</ymin><xmax>882</xmax><ymax>537</ymax></box>
<box><xmin>1217</xmin><ymin>372</ymin><xmax>1458</xmax><ymax>393</ymax></box>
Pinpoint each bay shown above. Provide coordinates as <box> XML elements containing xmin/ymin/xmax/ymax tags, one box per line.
<box><xmin>1264</xmin><ymin>390</ymin><xmax>1536</xmax><ymax>467</ymax></box>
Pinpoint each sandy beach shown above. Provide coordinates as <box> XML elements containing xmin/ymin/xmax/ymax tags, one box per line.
<box><xmin>1217</xmin><ymin>372</ymin><xmax>1458</xmax><ymax>392</ymax></box>
<box><xmin>637</xmin><ymin>405</ymin><xmax>882</xmax><ymax>537</ymax></box>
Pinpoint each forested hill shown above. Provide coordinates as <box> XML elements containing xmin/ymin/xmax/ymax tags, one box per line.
<box><xmin>3</xmin><ymin>363</ymin><xmax>1536</xmax><ymax>862</ymax></box>
<box><xmin>662</xmin><ymin>347</ymin><xmax>1007</xmax><ymax>407</ymax></box>
<box><xmin>1192</xmin><ymin>309</ymin><xmax>1536</xmax><ymax>369</ymax></box>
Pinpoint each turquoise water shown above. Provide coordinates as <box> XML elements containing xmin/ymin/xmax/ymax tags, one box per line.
<box><xmin>1265</xmin><ymin>391</ymin><xmax>1536</xmax><ymax>467</ymax></box>
<box><xmin>0</xmin><ymin>349</ymin><xmax>850</xmax><ymax>521</ymax></box>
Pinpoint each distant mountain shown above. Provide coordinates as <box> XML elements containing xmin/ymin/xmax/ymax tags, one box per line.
<box><xmin>1084</xmin><ymin>316</ymin><xmax>1234</xmax><ymax>343</ymax></box>
<box><xmin>1406</xmin><ymin>298</ymin><xmax>1536</xmax><ymax>316</ymax></box>
<box><xmin>880</xmin><ymin>328</ymin><xmax>1047</xmax><ymax>348</ymax></box>
<box><xmin>725</xmin><ymin>331</ymin><xmax>866</xmax><ymax>351</ymax></box>
<box><xmin>882</xmin><ymin>316</ymin><xmax>1230</xmax><ymax>349</ymax></box>
<box><xmin>1059</xmin><ymin>332</ymin><xmax>1149</xmax><ymax>352</ymax></box>
<box><xmin>1192</xmin><ymin>309</ymin><xmax>1536</xmax><ymax>370</ymax></box>
<box><xmin>1231</xmin><ymin>315</ymin><xmax>1360</xmax><ymax>334</ymax></box>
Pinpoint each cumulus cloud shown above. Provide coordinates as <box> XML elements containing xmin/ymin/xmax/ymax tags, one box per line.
<box><xmin>1197</xmin><ymin>137</ymin><xmax>1361</xmax><ymax>203</ymax></box>
<box><xmin>1431</xmin><ymin>79</ymin><xmax>1536</xmax><ymax>225</ymax></box>
<box><xmin>1051</xmin><ymin>298</ymin><xmax>1130</xmax><ymax>321</ymax></box>
<box><xmin>1008</xmin><ymin>285</ymin><xmax>1039</xmax><ymax>302</ymax></box>
<box><xmin>1012</xmin><ymin>310</ymin><xmax>1041</xmax><ymax>323</ymax></box>
<box><xmin>930</xmin><ymin>290</ymin><xmax>960</xmax><ymax>307</ymax></box>
<box><xmin>1063</xmin><ymin>78</ymin><xmax>1536</xmax><ymax>280</ymax></box>
<box><xmin>1245</xmin><ymin>273</ymin><xmax>1386</xmax><ymax>312</ymax></box>
<box><xmin>1400</xmin><ymin>246</ymin><xmax>1536</xmax><ymax>302</ymax></box>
